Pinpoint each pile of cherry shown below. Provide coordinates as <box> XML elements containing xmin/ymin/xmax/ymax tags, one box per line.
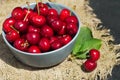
<box><xmin>3</xmin><ymin>2</ymin><xmax>78</xmax><ymax>53</ymax></box>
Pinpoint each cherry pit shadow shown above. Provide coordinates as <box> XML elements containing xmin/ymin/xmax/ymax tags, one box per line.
<box><xmin>0</xmin><ymin>34</ymin><xmax>58</xmax><ymax>71</ymax></box>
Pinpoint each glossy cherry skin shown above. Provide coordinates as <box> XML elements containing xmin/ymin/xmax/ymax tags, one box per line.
<box><xmin>14</xmin><ymin>20</ymin><xmax>28</xmax><ymax>33</ymax></box>
<box><xmin>32</xmin><ymin>15</ymin><xmax>46</xmax><ymax>27</ymax></box>
<box><xmin>28</xmin><ymin>25</ymin><xmax>40</xmax><ymax>33</ymax></box>
<box><xmin>60</xmin><ymin>8</ymin><xmax>70</xmax><ymax>21</ymax></box>
<box><xmin>11</xmin><ymin>7</ymin><xmax>25</xmax><ymax>20</ymax></box>
<box><xmin>49</xmin><ymin>36</ymin><xmax>58</xmax><ymax>44</ymax></box>
<box><xmin>47</xmin><ymin>16</ymin><xmax>58</xmax><ymax>25</ymax></box>
<box><xmin>34</xmin><ymin>2</ymin><xmax>48</xmax><ymax>16</ymax></box>
<box><xmin>6</xmin><ymin>30</ymin><xmax>20</xmax><ymax>43</ymax></box>
<box><xmin>48</xmin><ymin>8</ymin><xmax>58</xmax><ymax>17</ymax></box>
<box><xmin>3</xmin><ymin>17</ymin><xmax>16</xmax><ymax>33</ymax></box>
<box><xmin>66</xmin><ymin>23</ymin><xmax>78</xmax><ymax>36</ymax></box>
<box><xmin>84</xmin><ymin>59</ymin><xmax>97</xmax><ymax>72</ymax></box>
<box><xmin>41</xmin><ymin>25</ymin><xmax>54</xmax><ymax>38</ymax></box>
<box><xmin>23</xmin><ymin>7</ymin><xmax>33</xmax><ymax>15</ymax></box>
<box><xmin>39</xmin><ymin>38</ymin><xmax>50</xmax><ymax>52</ymax></box>
<box><xmin>51</xmin><ymin>19</ymin><xmax>63</xmax><ymax>32</ymax></box>
<box><xmin>89</xmin><ymin>49</ymin><xmax>100</xmax><ymax>62</ymax></box>
<box><xmin>51</xmin><ymin>40</ymin><xmax>62</xmax><ymax>50</ymax></box>
<box><xmin>28</xmin><ymin>45</ymin><xmax>41</xmax><ymax>53</ymax></box>
<box><xmin>57</xmin><ymin>22</ymin><xmax>66</xmax><ymax>35</ymax></box>
<box><xmin>60</xmin><ymin>34</ymin><xmax>72</xmax><ymax>45</ymax></box>
<box><xmin>14</xmin><ymin>38</ymin><xmax>29</xmax><ymax>51</ymax></box>
<box><xmin>65</xmin><ymin>16</ymin><xmax>78</xmax><ymax>25</ymax></box>
<box><xmin>26</xmin><ymin>32</ymin><xmax>40</xmax><ymax>45</ymax></box>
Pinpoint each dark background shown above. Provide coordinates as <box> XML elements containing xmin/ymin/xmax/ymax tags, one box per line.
<box><xmin>89</xmin><ymin>0</ymin><xmax>120</xmax><ymax>79</ymax></box>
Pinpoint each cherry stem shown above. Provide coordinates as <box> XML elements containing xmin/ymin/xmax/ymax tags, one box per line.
<box><xmin>10</xmin><ymin>26</ymin><xmax>19</xmax><ymax>33</ymax></box>
<box><xmin>23</xmin><ymin>2</ymin><xmax>30</xmax><ymax>21</ymax></box>
<box><xmin>36</xmin><ymin>0</ymin><xmax>40</xmax><ymax>15</ymax></box>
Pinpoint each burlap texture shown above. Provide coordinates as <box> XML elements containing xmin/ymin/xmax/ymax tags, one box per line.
<box><xmin>0</xmin><ymin>0</ymin><xmax>120</xmax><ymax>80</ymax></box>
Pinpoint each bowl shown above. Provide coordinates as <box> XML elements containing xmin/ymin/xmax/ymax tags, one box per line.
<box><xmin>2</xmin><ymin>2</ymin><xmax>81</xmax><ymax>68</ymax></box>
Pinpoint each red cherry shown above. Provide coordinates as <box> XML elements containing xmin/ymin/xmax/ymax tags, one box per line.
<box><xmin>28</xmin><ymin>25</ymin><xmax>40</xmax><ymax>33</ymax></box>
<box><xmin>51</xmin><ymin>19</ymin><xmax>63</xmax><ymax>32</ymax></box>
<box><xmin>14</xmin><ymin>38</ymin><xmax>29</xmax><ymax>51</ymax></box>
<box><xmin>32</xmin><ymin>15</ymin><xmax>46</xmax><ymax>27</ymax></box>
<box><xmin>41</xmin><ymin>25</ymin><xmax>54</xmax><ymax>38</ymax></box>
<box><xmin>49</xmin><ymin>36</ymin><xmax>58</xmax><ymax>44</ymax></box>
<box><xmin>47</xmin><ymin>16</ymin><xmax>58</xmax><ymax>25</ymax></box>
<box><xmin>28</xmin><ymin>12</ymin><xmax>38</xmax><ymax>23</ymax></box>
<box><xmin>66</xmin><ymin>23</ymin><xmax>78</xmax><ymax>36</ymax></box>
<box><xmin>84</xmin><ymin>59</ymin><xmax>97</xmax><ymax>72</ymax></box>
<box><xmin>26</xmin><ymin>32</ymin><xmax>40</xmax><ymax>45</ymax></box>
<box><xmin>23</xmin><ymin>7</ymin><xmax>33</xmax><ymax>15</ymax></box>
<box><xmin>51</xmin><ymin>40</ymin><xmax>62</xmax><ymax>50</ymax></box>
<box><xmin>11</xmin><ymin>7</ymin><xmax>25</xmax><ymax>20</ymax></box>
<box><xmin>65</xmin><ymin>16</ymin><xmax>78</xmax><ymax>24</ymax></box>
<box><xmin>61</xmin><ymin>34</ymin><xmax>72</xmax><ymax>45</ymax></box>
<box><xmin>39</xmin><ymin>38</ymin><xmax>50</xmax><ymax>52</ymax></box>
<box><xmin>48</xmin><ymin>8</ymin><xmax>58</xmax><ymax>17</ymax></box>
<box><xmin>28</xmin><ymin>45</ymin><xmax>41</xmax><ymax>53</ymax></box>
<box><xmin>60</xmin><ymin>8</ymin><xmax>70</xmax><ymax>21</ymax></box>
<box><xmin>3</xmin><ymin>17</ymin><xmax>16</xmax><ymax>33</ymax></box>
<box><xmin>6</xmin><ymin>30</ymin><xmax>20</xmax><ymax>43</ymax></box>
<box><xmin>34</xmin><ymin>3</ymin><xmax>49</xmax><ymax>16</ymax></box>
<box><xmin>57</xmin><ymin>22</ymin><xmax>66</xmax><ymax>35</ymax></box>
<box><xmin>14</xmin><ymin>20</ymin><xmax>28</xmax><ymax>33</ymax></box>
<box><xmin>89</xmin><ymin>49</ymin><xmax>100</xmax><ymax>62</ymax></box>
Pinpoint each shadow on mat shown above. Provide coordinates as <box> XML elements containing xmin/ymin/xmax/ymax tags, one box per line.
<box><xmin>0</xmin><ymin>34</ymin><xmax>55</xmax><ymax>70</ymax></box>
<box><xmin>88</xmin><ymin>0</ymin><xmax>120</xmax><ymax>80</ymax></box>
<box><xmin>89</xmin><ymin>0</ymin><xmax>120</xmax><ymax>44</ymax></box>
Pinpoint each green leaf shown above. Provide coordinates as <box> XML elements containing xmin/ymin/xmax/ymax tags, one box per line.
<box><xmin>79</xmin><ymin>38</ymin><xmax>102</xmax><ymax>52</ymax></box>
<box><xmin>72</xmin><ymin>27</ymin><xmax>93</xmax><ymax>55</ymax></box>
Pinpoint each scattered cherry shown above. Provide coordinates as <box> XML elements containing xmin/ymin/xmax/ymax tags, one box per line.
<box><xmin>84</xmin><ymin>59</ymin><xmax>97</xmax><ymax>72</ymax></box>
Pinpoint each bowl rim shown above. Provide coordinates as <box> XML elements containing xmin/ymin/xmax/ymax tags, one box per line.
<box><xmin>2</xmin><ymin>2</ymin><xmax>81</xmax><ymax>56</ymax></box>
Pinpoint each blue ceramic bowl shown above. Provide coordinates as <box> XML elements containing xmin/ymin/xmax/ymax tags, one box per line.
<box><xmin>2</xmin><ymin>2</ymin><xmax>81</xmax><ymax>68</ymax></box>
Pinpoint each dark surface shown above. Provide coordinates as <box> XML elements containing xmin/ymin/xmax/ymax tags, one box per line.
<box><xmin>89</xmin><ymin>0</ymin><xmax>120</xmax><ymax>44</ymax></box>
<box><xmin>89</xmin><ymin>0</ymin><xmax>120</xmax><ymax>80</ymax></box>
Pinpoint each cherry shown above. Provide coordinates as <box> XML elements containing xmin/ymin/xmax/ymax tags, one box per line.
<box><xmin>28</xmin><ymin>45</ymin><xmax>41</xmax><ymax>53</ymax></box>
<box><xmin>6</xmin><ymin>30</ymin><xmax>20</xmax><ymax>43</ymax></box>
<box><xmin>14</xmin><ymin>38</ymin><xmax>29</xmax><ymax>51</ymax></box>
<box><xmin>61</xmin><ymin>34</ymin><xmax>72</xmax><ymax>45</ymax></box>
<box><xmin>51</xmin><ymin>40</ymin><xmax>62</xmax><ymax>50</ymax></box>
<box><xmin>48</xmin><ymin>8</ymin><xmax>58</xmax><ymax>17</ymax></box>
<box><xmin>39</xmin><ymin>38</ymin><xmax>50</xmax><ymax>52</ymax></box>
<box><xmin>28</xmin><ymin>25</ymin><xmax>40</xmax><ymax>33</ymax></box>
<box><xmin>84</xmin><ymin>59</ymin><xmax>97</xmax><ymax>72</ymax></box>
<box><xmin>47</xmin><ymin>16</ymin><xmax>58</xmax><ymax>25</ymax></box>
<box><xmin>26</xmin><ymin>32</ymin><xmax>40</xmax><ymax>45</ymax></box>
<box><xmin>28</xmin><ymin>12</ymin><xmax>38</xmax><ymax>23</ymax></box>
<box><xmin>57</xmin><ymin>22</ymin><xmax>66</xmax><ymax>35</ymax></box>
<box><xmin>3</xmin><ymin>17</ymin><xmax>16</xmax><ymax>33</ymax></box>
<box><xmin>49</xmin><ymin>36</ymin><xmax>58</xmax><ymax>44</ymax></box>
<box><xmin>14</xmin><ymin>20</ymin><xmax>28</xmax><ymax>33</ymax></box>
<box><xmin>51</xmin><ymin>19</ymin><xmax>63</xmax><ymax>32</ymax></box>
<box><xmin>66</xmin><ymin>23</ymin><xmax>78</xmax><ymax>36</ymax></box>
<box><xmin>89</xmin><ymin>49</ymin><xmax>100</xmax><ymax>62</ymax></box>
<box><xmin>41</xmin><ymin>25</ymin><xmax>54</xmax><ymax>38</ymax></box>
<box><xmin>11</xmin><ymin>7</ymin><xmax>25</xmax><ymax>20</ymax></box>
<box><xmin>65</xmin><ymin>15</ymin><xmax>78</xmax><ymax>25</ymax></box>
<box><xmin>60</xmin><ymin>8</ymin><xmax>70</xmax><ymax>21</ymax></box>
<box><xmin>23</xmin><ymin>7</ymin><xmax>33</xmax><ymax>15</ymax></box>
<box><xmin>34</xmin><ymin>2</ymin><xmax>49</xmax><ymax>16</ymax></box>
<box><xmin>31</xmin><ymin>14</ymin><xmax>46</xmax><ymax>27</ymax></box>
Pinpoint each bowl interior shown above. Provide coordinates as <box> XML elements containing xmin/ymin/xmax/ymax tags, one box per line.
<box><xmin>2</xmin><ymin>2</ymin><xmax>81</xmax><ymax>56</ymax></box>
